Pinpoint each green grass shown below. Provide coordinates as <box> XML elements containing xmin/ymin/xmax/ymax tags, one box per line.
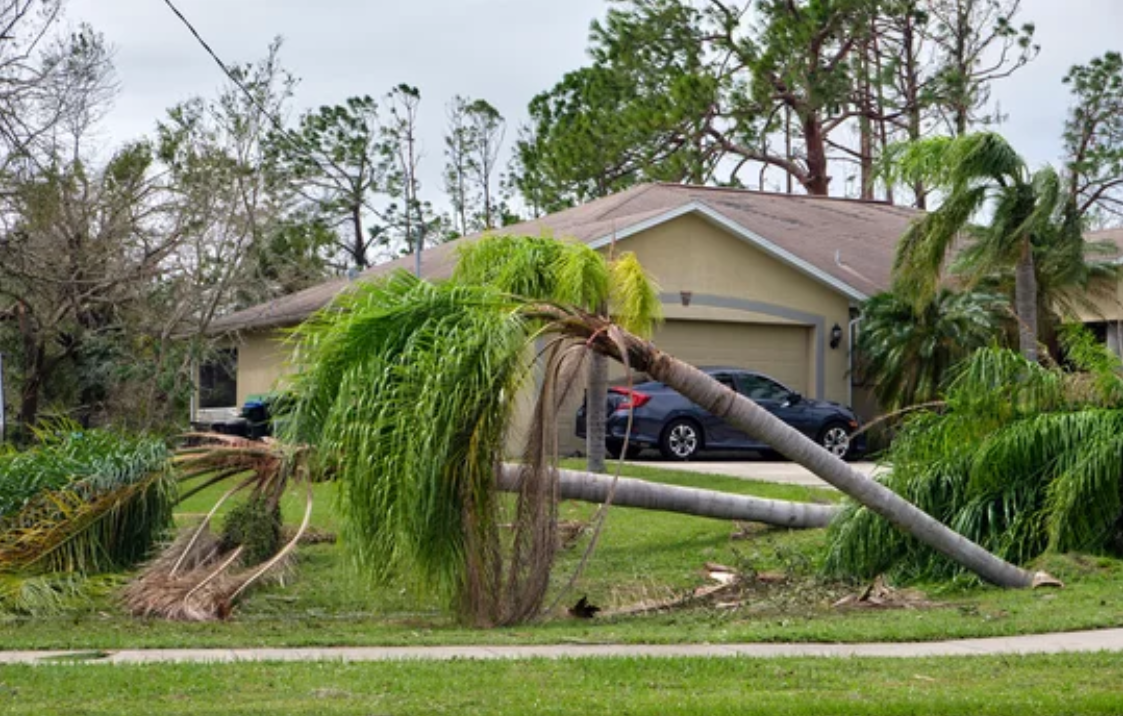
<box><xmin>4</xmin><ymin>653</ymin><xmax>1123</xmax><ymax>715</ymax></box>
<box><xmin>2</xmin><ymin>461</ymin><xmax>1123</xmax><ymax>650</ymax></box>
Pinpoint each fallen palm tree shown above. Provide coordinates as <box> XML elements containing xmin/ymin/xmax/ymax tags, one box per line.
<box><xmin>122</xmin><ymin>435</ymin><xmax>312</xmax><ymax>621</ymax></box>
<box><xmin>279</xmin><ymin>236</ymin><xmax>1052</xmax><ymax>628</ymax></box>
<box><xmin>497</xmin><ymin>465</ymin><xmax>837</xmax><ymax>529</ymax></box>
<box><xmin>0</xmin><ymin>425</ymin><xmax>175</xmax><ymax>615</ymax></box>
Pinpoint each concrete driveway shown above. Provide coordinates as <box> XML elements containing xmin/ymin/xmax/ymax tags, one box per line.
<box><xmin>626</xmin><ymin>454</ymin><xmax>883</xmax><ymax>488</ymax></box>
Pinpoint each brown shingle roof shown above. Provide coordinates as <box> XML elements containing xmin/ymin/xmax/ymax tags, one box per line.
<box><xmin>207</xmin><ymin>183</ymin><xmax>919</xmax><ymax>334</ymax></box>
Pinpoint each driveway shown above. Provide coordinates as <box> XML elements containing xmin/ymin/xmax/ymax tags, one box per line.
<box><xmin>626</xmin><ymin>454</ymin><xmax>883</xmax><ymax>488</ymax></box>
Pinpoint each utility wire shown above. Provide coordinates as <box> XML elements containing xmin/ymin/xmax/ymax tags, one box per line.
<box><xmin>160</xmin><ymin>0</ymin><xmax>413</xmax><ymax>269</ymax></box>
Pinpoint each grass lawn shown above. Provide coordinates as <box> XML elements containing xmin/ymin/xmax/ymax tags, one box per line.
<box><xmin>3</xmin><ymin>653</ymin><xmax>1123</xmax><ymax>715</ymax></box>
<box><xmin>2</xmin><ymin>460</ymin><xmax>1123</xmax><ymax>650</ymax></box>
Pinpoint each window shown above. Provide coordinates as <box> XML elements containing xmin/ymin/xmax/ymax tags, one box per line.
<box><xmin>713</xmin><ymin>373</ymin><xmax>736</xmax><ymax>390</ymax></box>
<box><xmin>736</xmin><ymin>373</ymin><xmax>789</xmax><ymax>401</ymax></box>
<box><xmin>198</xmin><ymin>348</ymin><xmax>237</xmax><ymax>408</ymax></box>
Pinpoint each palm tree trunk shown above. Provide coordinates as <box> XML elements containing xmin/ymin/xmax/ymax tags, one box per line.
<box><xmin>498</xmin><ymin>465</ymin><xmax>836</xmax><ymax>529</ymax></box>
<box><xmin>568</xmin><ymin>319</ymin><xmax>1038</xmax><ymax>588</ymax></box>
<box><xmin>1014</xmin><ymin>240</ymin><xmax>1039</xmax><ymax>361</ymax></box>
<box><xmin>585</xmin><ymin>352</ymin><xmax>608</xmax><ymax>473</ymax></box>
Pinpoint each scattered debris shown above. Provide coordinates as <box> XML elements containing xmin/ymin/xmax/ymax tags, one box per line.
<box><xmin>282</xmin><ymin>526</ymin><xmax>337</xmax><ymax>545</ymax></box>
<box><xmin>831</xmin><ymin>576</ymin><xmax>936</xmax><ymax>610</ymax></box>
<box><xmin>557</xmin><ymin>520</ymin><xmax>588</xmax><ymax>550</ymax></box>
<box><xmin>1031</xmin><ymin>571</ymin><xmax>1064</xmax><ymax>589</ymax></box>
<box><xmin>568</xmin><ymin>595</ymin><xmax>601</xmax><ymax>619</ymax></box>
<box><xmin>731</xmin><ymin>522</ymin><xmax>771</xmax><ymax>540</ymax></box>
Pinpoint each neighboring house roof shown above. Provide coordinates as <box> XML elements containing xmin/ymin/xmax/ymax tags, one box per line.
<box><xmin>1088</xmin><ymin>228</ymin><xmax>1123</xmax><ymax>263</ymax></box>
<box><xmin>207</xmin><ymin>183</ymin><xmax>920</xmax><ymax>334</ymax></box>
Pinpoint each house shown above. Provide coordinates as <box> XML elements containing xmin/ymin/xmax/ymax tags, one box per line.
<box><xmin>1068</xmin><ymin>228</ymin><xmax>1123</xmax><ymax>353</ymax></box>
<box><xmin>198</xmin><ymin>183</ymin><xmax>919</xmax><ymax>453</ymax></box>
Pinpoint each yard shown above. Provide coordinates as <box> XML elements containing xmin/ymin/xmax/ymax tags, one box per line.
<box><xmin>3</xmin><ymin>461</ymin><xmax>1122</xmax><ymax>651</ymax></box>
<box><xmin>4</xmin><ymin>460</ymin><xmax>1123</xmax><ymax>714</ymax></box>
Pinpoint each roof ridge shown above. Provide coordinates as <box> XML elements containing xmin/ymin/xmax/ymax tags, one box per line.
<box><xmin>591</xmin><ymin>183</ymin><xmax>659</xmax><ymax>221</ymax></box>
<box><xmin>654</xmin><ymin>181</ymin><xmax>902</xmax><ymax>208</ymax></box>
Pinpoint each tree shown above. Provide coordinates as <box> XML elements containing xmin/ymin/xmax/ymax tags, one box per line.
<box><xmin>519</xmin><ymin>0</ymin><xmax>874</xmax><ymax>200</ymax></box>
<box><xmin>514</xmin><ymin>0</ymin><xmax>1042</xmax><ymax>210</ymax></box>
<box><xmin>514</xmin><ymin>61</ymin><xmax>714</xmax><ymax>211</ymax></box>
<box><xmin>830</xmin><ymin>330</ymin><xmax>1123</xmax><ymax>581</ymax></box>
<box><xmin>857</xmin><ymin>288</ymin><xmax>1007</xmax><ymax>411</ymax></box>
<box><xmin>1062</xmin><ymin>51</ymin><xmax>1123</xmax><ymax>225</ymax></box>
<box><xmin>282</xmin><ymin>238</ymin><xmax>1044</xmax><ymax>626</ymax></box>
<box><xmin>889</xmin><ymin>132</ymin><xmax>1074</xmax><ymax>361</ymax></box>
<box><xmin>444</xmin><ymin>96</ymin><xmax>506</xmax><ymax>235</ymax></box>
<box><xmin>381</xmin><ymin>84</ymin><xmax>442</xmax><ymax>259</ymax></box>
<box><xmin>0</xmin><ymin>139</ymin><xmax>190</xmax><ymax>432</ymax></box>
<box><xmin>925</xmin><ymin>0</ymin><xmax>1038</xmax><ymax>136</ymax></box>
<box><xmin>265</xmin><ymin>96</ymin><xmax>384</xmax><ymax>270</ymax></box>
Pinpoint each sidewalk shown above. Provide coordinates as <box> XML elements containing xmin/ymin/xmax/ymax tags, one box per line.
<box><xmin>4</xmin><ymin>628</ymin><xmax>1123</xmax><ymax>664</ymax></box>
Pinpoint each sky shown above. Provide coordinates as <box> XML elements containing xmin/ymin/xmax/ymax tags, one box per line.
<box><xmin>66</xmin><ymin>0</ymin><xmax>1123</xmax><ymax>201</ymax></box>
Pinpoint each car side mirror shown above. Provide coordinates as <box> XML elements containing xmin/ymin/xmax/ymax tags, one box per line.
<box><xmin>784</xmin><ymin>392</ymin><xmax>802</xmax><ymax>407</ymax></box>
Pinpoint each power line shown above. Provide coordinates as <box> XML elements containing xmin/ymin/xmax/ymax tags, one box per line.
<box><xmin>160</xmin><ymin>0</ymin><xmax>422</xmax><ymax>272</ymax></box>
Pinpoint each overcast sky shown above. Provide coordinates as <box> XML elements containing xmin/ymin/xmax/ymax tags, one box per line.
<box><xmin>67</xmin><ymin>0</ymin><xmax>1123</xmax><ymax>200</ymax></box>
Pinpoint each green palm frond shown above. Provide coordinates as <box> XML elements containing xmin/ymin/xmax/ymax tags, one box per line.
<box><xmin>0</xmin><ymin>428</ymin><xmax>175</xmax><ymax>576</ymax></box>
<box><xmin>892</xmin><ymin>186</ymin><xmax>988</xmax><ymax>304</ymax></box>
<box><xmin>0</xmin><ymin>572</ymin><xmax>122</xmax><ymax>617</ymax></box>
<box><xmin>282</xmin><ymin>273</ymin><xmax>542</xmax><ymax>624</ymax></box>
<box><xmin>944</xmin><ymin>132</ymin><xmax>1025</xmax><ymax>186</ymax></box>
<box><xmin>554</xmin><ymin>241</ymin><xmax>611</xmax><ymax>309</ymax></box>
<box><xmin>829</xmin><ymin>342</ymin><xmax>1123</xmax><ymax>581</ymax></box>
<box><xmin>856</xmin><ymin>289</ymin><xmax>1007</xmax><ymax>411</ymax></box>
<box><xmin>608</xmin><ymin>251</ymin><xmax>662</xmax><ymax>337</ymax></box>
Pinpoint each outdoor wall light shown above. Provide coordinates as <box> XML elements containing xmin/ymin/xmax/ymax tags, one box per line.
<box><xmin>680</xmin><ymin>290</ymin><xmax>693</xmax><ymax>307</ymax></box>
<box><xmin>829</xmin><ymin>323</ymin><xmax>843</xmax><ymax>349</ymax></box>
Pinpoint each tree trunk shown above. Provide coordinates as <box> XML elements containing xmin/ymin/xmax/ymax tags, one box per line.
<box><xmin>585</xmin><ymin>351</ymin><xmax>608</xmax><ymax>474</ymax></box>
<box><xmin>350</xmin><ymin>204</ymin><xmax>366</xmax><ymax>269</ymax></box>
<box><xmin>1014</xmin><ymin>239</ymin><xmax>1039</xmax><ymax>362</ymax></box>
<box><xmin>571</xmin><ymin>320</ymin><xmax>1038</xmax><ymax>588</ymax></box>
<box><xmin>498</xmin><ymin>465</ymin><xmax>837</xmax><ymax>529</ymax></box>
<box><xmin>802</xmin><ymin>116</ymin><xmax>831</xmax><ymax>196</ymax></box>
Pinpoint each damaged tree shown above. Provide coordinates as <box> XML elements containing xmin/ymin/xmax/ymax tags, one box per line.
<box><xmin>280</xmin><ymin>237</ymin><xmax>1046</xmax><ymax>628</ymax></box>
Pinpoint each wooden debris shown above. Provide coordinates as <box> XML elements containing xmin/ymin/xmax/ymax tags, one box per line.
<box><xmin>832</xmin><ymin>575</ymin><xmax>935</xmax><ymax>610</ymax></box>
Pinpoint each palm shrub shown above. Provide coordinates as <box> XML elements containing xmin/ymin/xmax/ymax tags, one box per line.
<box><xmin>857</xmin><ymin>288</ymin><xmax>1008</xmax><ymax>412</ymax></box>
<box><xmin>827</xmin><ymin>326</ymin><xmax>1123</xmax><ymax>582</ymax></box>
<box><xmin>0</xmin><ymin>424</ymin><xmax>175</xmax><ymax>613</ymax></box>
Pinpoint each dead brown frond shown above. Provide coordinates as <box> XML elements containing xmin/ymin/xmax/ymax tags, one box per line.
<box><xmin>121</xmin><ymin>528</ymin><xmax>293</xmax><ymax>621</ymax></box>
<box><xmin>831</xmin><ymin>575</ymin><xmax>938</xmax><ymax>610</ymax></box>
<box><xmin>123</xmin><ymin>434</ymin><xmax>312</xmax><ymax>621</ymax></box>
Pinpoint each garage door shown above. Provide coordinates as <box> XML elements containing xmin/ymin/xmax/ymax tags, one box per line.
<box><xmin>647</xmin><ymin>319</ymin><xmax>812</xmax><ymax>395</ymax></box>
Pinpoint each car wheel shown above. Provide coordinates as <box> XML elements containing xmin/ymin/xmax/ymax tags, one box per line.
<box><xmin>606</xmin><ymin>439</ymin><xmax>643</xmax><ymax>460</ymax></box>
<box><xmin>659</xmin><ymin>418</ymin><xmax>702</xmax><ymax>461</ymax></box>
<box><xmin>817</xmin><ymin>422</ymin><xmax>852</xmax><ymax>459</ymax></box>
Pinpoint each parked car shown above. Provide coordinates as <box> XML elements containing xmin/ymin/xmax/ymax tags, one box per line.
<box><xmin>576</xmin><ymin>367</ymin><xmax>866</xmax><ymax>461</ymax></box>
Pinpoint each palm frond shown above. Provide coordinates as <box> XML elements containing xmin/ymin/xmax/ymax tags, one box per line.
<box><xmin>829</xmin><ymin>345</ymin><xmax>1123</xmax><ymax>581</ymax></box>
<box><xmin>0</xmin><ymin>429</ymin><xmax>175</xmax><ymax>575</ymax></box>
<box><xmin>282</xmin><ymin>274</ymin><xmax>549</xmax><ymax>625</ymax></box>
<box><xmin>608</xmin><ymin>251</ymin><xmax>662</xmax><ymax>337</ymax></box>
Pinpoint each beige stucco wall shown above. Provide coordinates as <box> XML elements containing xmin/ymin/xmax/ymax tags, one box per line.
<box><xmin>233</xmin><ymin>329</ymin><xmax>292</xmax><ymax>406</ymax></box>
<box><xmin>613</xmin><ymin>213</ymin><xmax>853</xmax><ymax>403</ymax></box>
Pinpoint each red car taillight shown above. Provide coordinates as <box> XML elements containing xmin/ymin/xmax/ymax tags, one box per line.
<box><xmin>610</xmin><ymin>387</ymin><xmax>651</xmax><ymax>410</ymax></box>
